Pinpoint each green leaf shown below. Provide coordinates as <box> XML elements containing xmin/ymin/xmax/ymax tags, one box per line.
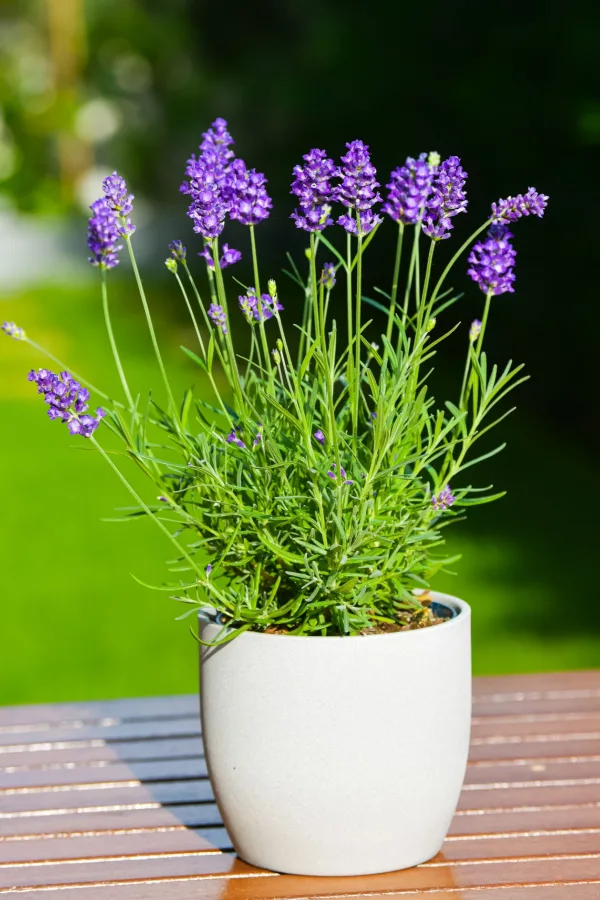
<box><xmin>180</xmin><ymin>345</ymin><xmax>207</xmax><ymax>371</ymax></box>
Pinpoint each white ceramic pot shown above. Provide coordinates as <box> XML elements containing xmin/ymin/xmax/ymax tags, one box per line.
<box><xmin>199</xmin><ymin>590</ymin><xmax>471</xmax><ymax>876</ymax></box>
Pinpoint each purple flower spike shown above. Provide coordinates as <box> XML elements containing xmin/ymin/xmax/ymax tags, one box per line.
<box><xmin>432</xmin><ymin>485</ymin><xmax>456</xmax><ymax>511</ymax></box>
<box><xmin>336</xmin><ymin>140</ymin><xmax>382</xmax><ymax>235</ymax></box>
<box><xmin>169</xmin><ymin>240</ymin><xmax>187</xmax><ymax>261</ymax></box>
<box><xmin>238</xmin><ymin>288</ymin><xmax>283</xmax><ymax>323</ymax></box>
<box><xmin>184</xmin><ymin>163</ymin><xmax>228</xmax><ymax>239</ymax></box>
<box><xmin>29</xmin><ymin>368</ymin><xmax>104</xmax><ymax>438</ymax></box>
<box><xmin>467</xmin><ymin>224</ymin><xmax>516</xmax><ymax>296</ymax></box>
<box><xmin>291</xmin><ymin>148</ymin><xmax>338</xmax><ymax>232</ymax></box>
<box><xmin>102</xmin><ymin>171</ymin><xmax>135</xmax><ymax>236</ymax></box>
<box><xmin>229</xmin><ymin>159</ymin><xmax>272</xmax><ymax>226</ymax></box>
<box><xmin>422</xmin><ymin>156</ymin><xmax>468</xmax><ymax>240</ymax></box>
<box><xmin>199</xmin><ymin>118</ymin><xmax>235</xmax><ymax>174</ymax></box>
<box><xmin>208</xmin><ymin>303</ymin><xmax>228</xmax><ymax>335</ymax></box>
<box><xmin>327</xmin><ymin>462</ymin><xmax>353</xmax><ymax>485</ymax></box>
<box><xmin>321</xmin><ymin>262</ymin><xmax>336</xmax><ymax>289</ymax></box>
<box><xmin>2</xmin><ymin>321</ymin><xmax>25</xmax><ymax>340</ymax></box>
<box><xmin>226</xmin><ymin>428</ymin><xmax>245</xmax><ymax>449</ymax></box>
<box><xmin>384</xmin><ymin>154</ymin><xmax>434</xmax><ymax>226</ymax></box>
<box><xmin>87</xmin><ymin>197</ymin><xmax>122</xmax><ymax>269</ymax></box>
<box><xmin>314</xmin><ymin>429</ymin><xmax>325</xmax><ymax>445</ymax></box>
<box><xmin>491</xmin><ymin>187</ymin><xmax>549</xmax><ymax>224</ymax></box>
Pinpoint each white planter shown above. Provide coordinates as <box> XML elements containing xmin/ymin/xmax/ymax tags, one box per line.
<box><xmin>199</xmin><ymin>590</ymin><xmax>471</xmax><ymax>876</ymax></box>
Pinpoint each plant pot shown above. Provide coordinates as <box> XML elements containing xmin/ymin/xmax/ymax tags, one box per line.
<box><xmin>199</xmin><ymin>589</ymin><xmax>471</xmax><ymax>876</ymax></box>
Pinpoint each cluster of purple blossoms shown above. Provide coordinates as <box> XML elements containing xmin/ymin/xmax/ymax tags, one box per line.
<box><xmin>383</xmin><ymin>154</ymin><xmax>434</xmax><ymax>226</ymax></box>
<box><xmin>432</xmin><ymin>485</ymin><xmax>456</xmax><ymax>511</ymax></box>
<box><xmin>491</xmin><ymin>187</ymin><xmax>549</xmax><ymax>224</ymax></box>
<box><xmin>327</xmin><ymin>462</ymin><xmax>353</xmax><ymax>485</ymax></box>
<box><xmin>238</xmin><ymin>289</ymin><xmax>283</xmax><ymax>323</ymax></box>
<box><xmin>2</xmin><ymin>321</ymin><xmax>25</xmax><ymax>340</ymax></box>
<box><xmin>467</xmin><ymin>224</ymin><xmax>516</xmax><ymax>296</ymax></box>
<box><xmin>200</xmin><ymin>243</ymin><xmax>242</xmax><ymax>270</ymax></box>
<box><xmin>290</xmin><ymin>149</ymin><xmax>338</xmax><ymax>232</ymax></box>
<box><xmin>87</xmin><ymin>197</ymin><xmax>122</xmax><ymax>269</ymax></box>
<box><xmin>208</xmin><ymin>303</ymin><xmax>228</xmax><ymax>335</ymax></box>
<box><xmin>321</xmin><ymin>262</ymin><xmax>336</xmax><ymax>289</ymax></box>
<box><xmin>336</xmin><ymin>140</ymin><xmax>382</xmax><ymax>235</ymax></box>
<box><xmin>183</xmin><ymin>165</ymin><xmax>229</xmax><ymax>239</ymax></box>
<box><xmin>181</xmin><ymin>118</ymin><xmax>270</xmax><ymax>241</ymax></box>
<box><xmin>28</xmin><ymin>369</ymin><xmax>105</xmax><ymax>438</ymax></box>
<box><xmin>422</xmin><ymin>156</ymin><xmax>468</xmax><ymax>240</ymax></box>
<box><xmin>228</xmin><ymin>159</ymin><xmax>272</xmax><ymax>226</ymax></box>
<box><xmin>102</xmin><ymin>171</ymin><xmax>135</xmax><ymax>236</ymax></box>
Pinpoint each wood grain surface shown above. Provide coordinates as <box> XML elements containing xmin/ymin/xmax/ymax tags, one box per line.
<box><xmin>1</xmin><ymin>671</ymin><xmax>600</xmax><ymax>897</ymax></box>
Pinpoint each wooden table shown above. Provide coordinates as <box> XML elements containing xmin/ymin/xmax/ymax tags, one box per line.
<box><xmin>1</xmin><ymin>671</ymin><xmax>600</xmax><ymax>898</ymax></box>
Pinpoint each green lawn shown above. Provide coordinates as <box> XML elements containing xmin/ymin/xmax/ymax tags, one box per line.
<box><xmin>1</xmin><ymin>279</ymin><xmax>598</xmax><ymax>705</ymax></box>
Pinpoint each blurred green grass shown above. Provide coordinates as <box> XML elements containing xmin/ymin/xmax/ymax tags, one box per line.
<box><xmin>1</xmin><ymin>279</ymin><xmax>598</xmax><ymax>705</ymax></box>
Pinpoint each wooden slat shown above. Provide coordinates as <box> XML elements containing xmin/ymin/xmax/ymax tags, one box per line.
<box><xmin>0</xmin><ymin>758</ymin><xmax>207</xmax><ymax>790</ymax></box>
<box><xmin>0</xmin><ymin>696</ymin><xmax>198</xmax><ymax>728</ymax></box>
<box><xmin>0</xmin><ymin>718</ymin><xmax>200</xmax><ymax>748</ymax></box>
<box><xmin>0</xmin><ymin>737</ymin><xmax>203</xmax><ymax>769</ymax></box>
<box><xmin>0</xmin><ymin>778</ymin><xmax>214</xmax><ymax>815</ymax></box>
<box><xmin>0</xmin><ymin>853</ymin><xmax>265</xmax><ymax>889</ymax></box>
<box><xmin>1</xmin><ymin>855</ymin><xmax>600</xmax><ymax>896</ymax></box>
<box><xmin>0</xmin><ymin>803</ymin><xmax>222</xmax><ymax>837</ymax></box>
<box><xmin>7</xmin><ymin>884</ymin><xmax>600</xmax><ymax>900</ymax></box>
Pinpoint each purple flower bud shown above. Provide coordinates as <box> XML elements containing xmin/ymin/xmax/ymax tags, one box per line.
<box><xmin>226</xmin><ymin>428</ymin><xmax>245</xmax><ymax>449</ymax></box>
<box><xmin>290</xmin><ymin>148</ymin><xmax>338</xmax><ymax>233</ymax></box>
<box><xmin>205</xmin><ymin>563</ymin><xmax>213</xmax><ymax>577</ymax></box>
<box><xmin>491</xmin><ymin>187</ymin><xmax>549</xmax><ymax>224</ymax></box>
<box><xmin>1</xmin><ymin>321</ymin><xmax>25</xmax><ymax>340</ymax></box>
<box><xmin>228</xmin><ymin>159</ymin><xmax>272</xmax><ymax>227</ymax></box>
<box><xmin>384</xmin><ymin>154</ymin><xmax>434</xmax><ymax>226</ymax></box>
<box><xmin>87</xmin><ymin>197</ymin><xmax>122</xmax><ymax>269</ymax></box>
<box><xmin>169</xmin><ymin>240</ymin><xmax>187</xmax><ymax>261</ymax></box>
<box><xmin>467</xmin><ymin>225</ymin><xmax>516</xmax><ymax>296</ymax></box>
<box><xmin>469</xmin><ymin>319</ymin><xmax>482</xmax><ymax>342</ymax></box>
<box><xmin>238</xmin><ymin>288</ymin><xmax>282</xmax><ymax>323</ymax></box>
<box><xmin>327</xmin><ymin>462</ymin><xmax>353</xmax><ymax>485</ymax></box>
<box><xmin>432</xmin><ymin>485</ymin><xmax>456</xmax><ymax>511</ymax></box>
<box><xmin>335</xmin><ymin>140</ymin><xmax>382</xmax><ymax>235</ymax></box>
<box><xmin>207</xmin><ymin>303</ymin><xmax>228</xmax><ymax>335</ymax></box>
<box><xmin>102</xmin><ymin>171</ymin><xmax>135</xmax><ymax>236</ymax></box>
<box><xmin>321</xmin><ymin>262</ymin><xmax>336</xmax><ymax>290</ymax></box>
<box><xmin>422</xmin><ymin>155</ymin><xmax>468</xmax><ymax>240</ymax></box>
<box><xmin>314</xmin><ymin>429</ymin><xmax>325</xmax><ymax>445</ymax></box>
<box><xmin>201</xmin><ymin>243</ymin><xmax>242</xmax><ymax>269</ymax></box>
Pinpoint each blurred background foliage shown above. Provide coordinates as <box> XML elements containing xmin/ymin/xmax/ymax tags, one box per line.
<box><xmin>1</xmin><ymin>0</ymin><xmax>599</xmax><ymax>704</ymax></box>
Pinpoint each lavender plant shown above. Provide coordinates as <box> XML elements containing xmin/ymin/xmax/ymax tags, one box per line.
<box><xmin>4</xmin><ymin>118</ymin><xmax>548</xmax><ymax>641</ymax></box>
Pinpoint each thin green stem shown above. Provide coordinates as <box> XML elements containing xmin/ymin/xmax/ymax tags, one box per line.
<box><xmin>353</xmin><ymin>227</ymin><xmax>364</xmax><ymax>448</ymax></box>
<box><xmin>400</xmin><ymin>226</ymin><xmax>420</xmax><ymax>332</ymax></box>
<box><xmin>346</xmin><ymin>232</ymin><xmax>353</xmax><ymax>348</ymax></box>
<box><xmin>125</xmin><ymin>237</ymin><xmax>177</xmax><ymax>417</ymax></box>
<box><xmin>248</xmin><ymin>226</ymin><xmax>272</xmax><ymax>383</ymax></box>
<box><xmin>386</xmin><ymin>223</ymin><xmax>404</xmax><ymax>342</ymax></box>
<box><xmin>212</xmin><ymin>241</ymin><xmax>247</xmax><ymax>416</ymax></box>
<box><xmin>101</xmin><ymin>270</ymin><xmax>134</xmax><ymax>408</ymax></box>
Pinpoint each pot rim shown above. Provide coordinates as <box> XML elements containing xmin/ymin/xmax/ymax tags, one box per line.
<box><xmin>200</xmin><ymin>589</ymin><xmax>471</xmax><ymax>642</ymax></box>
